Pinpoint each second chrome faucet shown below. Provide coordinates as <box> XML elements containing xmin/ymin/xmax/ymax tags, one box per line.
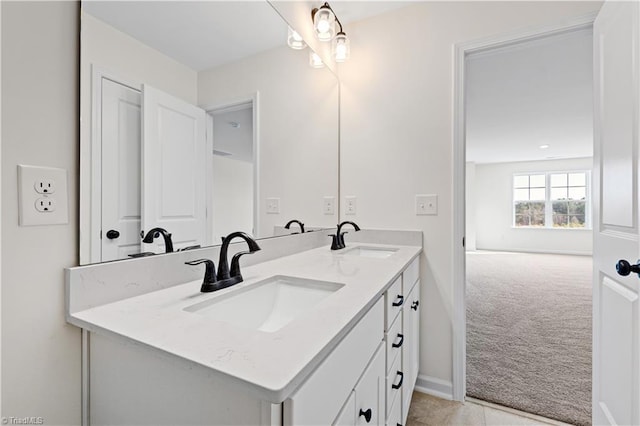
<box><xmin>186</xmin><ymin>231</ymin><xmax>261</xmax><ymax>292</ymax></box>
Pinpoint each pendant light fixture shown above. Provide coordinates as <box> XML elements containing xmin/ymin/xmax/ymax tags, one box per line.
<box><xmin>287</xmin><ymin>27</ymin><xmax>307</xmax><ymax>50</ymax></box>
<box><xmin>311</xmin><ymin>3</ymin><xmax>337</xmax><ymax>41</ymax></box>
<box><xmin>309</xmin><ymin>51</ymin><xmax>325</xmax><ymax>69</ymax></box>
<box><xmin>311</xmin><ymin>2</ymin><xmax>350</xmax><ymax>63</ymax></box>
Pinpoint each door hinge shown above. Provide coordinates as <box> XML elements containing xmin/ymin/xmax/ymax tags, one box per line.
<box><xmin>462</xmin><ymin>237</ymin><xmax>465</xmax><ymax>247</ymax></box>
<box><xmin>100</xmin><ymin>230</ymin><xmax>103</xmax><ymax>240</ymax></box>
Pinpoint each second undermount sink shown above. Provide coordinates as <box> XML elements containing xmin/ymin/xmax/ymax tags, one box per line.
<box><xmin>342</xmin><ymin>246</ymin><xmax>398</xmax><ymax>259</ymax></box>
<box><xmin>183</xmin><ymin>276</ymin><xmax>344</xmax><ymax>333</ymax></box>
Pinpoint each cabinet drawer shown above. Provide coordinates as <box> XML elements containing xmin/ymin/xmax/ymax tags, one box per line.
<box><xmin>385</xmin><ymin>312</ymin><xmax>403</xmax><ymax>375</ymax></box>
<box><xmin>285</xmin><ymin>298</ymin><xmax>384</xmax><ymax>426</ymax></box>
<box><xmin>386</xmin><ymin>391</ymin><xmax>402</xmax><ymax>426</ymax></box>
<box><xmin>385</xmin><ymin>352</ymin><xmax>402</xmax><ymax>415</ymax></box>
<box><xmin>385</xmin><ymin>277</ymin><xmax>403</xmax><ymax>331</ymax></box>
<box><xmin>403</xmin><ymin>257</ymin><xmax>419</xmax><ymax>292</ymax></box>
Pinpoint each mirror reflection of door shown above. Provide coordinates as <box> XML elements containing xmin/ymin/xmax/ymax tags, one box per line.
<box><xmin>141</xmin><ymin>84</ymin><xmax>208</xmax><ymax>253</ymax></box>
<box><xmin>208</xmin><ymin>101</ymin><xmax>256</xmax><ymax>242</ymax></box>
<box><xmin>98</xmin><ymin>79</ymin><xmax>209</xmax><ymax>262</ymax></box>
<box><xmin>101</xmin><ymin>78</ymin><xmax>142</xmax><ymax>261</ymax></box>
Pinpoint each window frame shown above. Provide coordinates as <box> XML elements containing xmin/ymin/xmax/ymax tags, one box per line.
<box><xmin>512</xmin><ymin>170</ymin><xmax>591</xmax><ymax>230</ymax></box>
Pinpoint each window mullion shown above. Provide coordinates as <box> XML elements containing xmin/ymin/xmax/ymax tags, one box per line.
<box><xmin>543</xmin><ymin>173</ymin><xmax>549</xmax><ymax>227</ymax></box>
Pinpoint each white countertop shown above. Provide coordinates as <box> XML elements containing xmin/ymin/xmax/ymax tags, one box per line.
<box><xmin>68</xmin><ymin>243</ymin><xmax>421</xmax><ymax>403</ymax></box>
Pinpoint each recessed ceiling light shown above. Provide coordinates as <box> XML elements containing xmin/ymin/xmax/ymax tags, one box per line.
<box><xmin>539</xmin><ymin>144</ymin><xmax>550</xmax><ymax>149</ymax></box>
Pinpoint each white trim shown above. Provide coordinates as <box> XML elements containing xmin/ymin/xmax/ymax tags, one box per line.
<box><xmin>201</xmin><ymin>92</ymin><xmax>260</xmax><ymax>238</ymax></box>
<box><xmin>82</xmin><ymin>330</ymin><xmax>90</xmax><ymax>426</ymax></box>
<box><xmin>452</xmin><ymin>12</ymin><xmax>598</xmax><ymax>402</ymax></box>
<box><xmin>414</xmin><ymin>375</ymin><xmax>454</xmax><ymax>400</ymax></box>
<box><xmin>82</xmin><ymin>65</ymin><xmax>142</xmax><ymax>264</ymax></box>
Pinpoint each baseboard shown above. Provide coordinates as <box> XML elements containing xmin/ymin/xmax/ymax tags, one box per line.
<box><xmin>414</xmin><ymin>375</ymin><xmax>454</xmax><ymax>400</ymax></box>
<box><xmin>473</xmin><ymin>248</ymin><xmax>592</xmax><ymax>256</ymax></box>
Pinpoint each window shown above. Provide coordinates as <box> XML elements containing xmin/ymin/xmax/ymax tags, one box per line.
<box><xmin>513</xmin><ymin>171</ymin><xmax>589</xmax><ymax>229</ymax></box>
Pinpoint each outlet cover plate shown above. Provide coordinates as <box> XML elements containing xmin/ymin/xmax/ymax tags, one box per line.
<box><xmin>18</xmin><ymin>165</ymin><xmax>69</xmax><ymax>226</ymax></box>
<box><xmin>323</xmin><ymin>196</ymin><xmax>335</xmax><ymax>215</ymax></box>
<box><xmin>345</xmin><ymin>196</ymin><xmax>357</xmax><ymax>215</ymax></box>
<box><xmin>266</xmin><ymin>197</ymin><xmax>280</xmax><ymax>214</ymax></box>
<box><xmin>416</xmin><ymin>194</ymin><xmax>437</xmax><ymax>215</ymax></box>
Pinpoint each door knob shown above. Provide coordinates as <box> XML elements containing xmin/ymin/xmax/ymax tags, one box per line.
<box><xmin>616</xmin><ymin>259</ymin><xmax>640</xmax><ymax>276</ymax></box>
<box><xmin>106</xmin><ymin>229</ymin><xmax>120</xmax><ymax>240</ymax></box>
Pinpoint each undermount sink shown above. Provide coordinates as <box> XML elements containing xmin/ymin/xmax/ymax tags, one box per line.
<box><xmin>342</xmin><ymin>246</ymin><xmax>398</xmax><ymax>259</ymax></box>
<box><xmin>183</xmin><ymin>276</ymin><xmax>344</xmax><ymax>332</ymax></box>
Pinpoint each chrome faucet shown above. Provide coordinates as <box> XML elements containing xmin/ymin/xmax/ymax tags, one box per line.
<box><xmin>141</xmin><ymin>227</ymin><xmax>174</xmax><ymax>253</ymax></box>
<box><xmin>185</xmin><ymin>231</ymin><xmax>261</xmax><ymax>293</ymax></box>
<box><xmin>330</xmin><ymin>221</ymin><xmax>361</xmax><ymax>250</ymax></box>
<box><xmin>284</xmin><ymin>219</ymin><xmax>305</xmax><ymax>233</ymax></box>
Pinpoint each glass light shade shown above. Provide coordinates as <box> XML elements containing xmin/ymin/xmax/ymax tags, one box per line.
<box><xmin>313</xmin><ymin>6</ymin><xmax>336</xmax><ymax>41</ymax></box>
<box><xmin>287</xmin><ymin>27</ymin><xmax>307</xmax><ymax>50</ymax></box>
<box><xmin>332</xmin><ymin>33</ymin><xmax>350</xmax><ymax>62</ymax></box>
<box><xmin>309</xmin><ymin>51</ymin><xmax>325</xmax><ymax>69</ymax></box>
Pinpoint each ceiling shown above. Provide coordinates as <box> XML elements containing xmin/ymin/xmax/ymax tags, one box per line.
<box><xmin>82</xmin><ymin>1</ymin><xmax>413</xmax><ymax>71</ymax></box>
<box><xmin>466</xmin><ymin>27</ymin><xmax>593</xmax><ymax>164</ymax></box>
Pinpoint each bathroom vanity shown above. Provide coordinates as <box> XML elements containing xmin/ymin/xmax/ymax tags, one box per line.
<box><xmin>66</xmin><ymin>233</ymin><xmax>421</xmax><ymax>425</ymax></box>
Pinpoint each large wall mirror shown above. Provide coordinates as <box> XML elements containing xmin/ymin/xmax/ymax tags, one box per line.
<box><xmin>79</xmin><ymin>1</ymin><xmax>339</xmax><ymax>264</ymax></box>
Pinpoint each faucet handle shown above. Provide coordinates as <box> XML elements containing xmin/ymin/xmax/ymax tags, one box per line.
<box><xmin>185</xmin><ymin>259</ymin><xmax>218</xmax><ymax>292</ymax></box>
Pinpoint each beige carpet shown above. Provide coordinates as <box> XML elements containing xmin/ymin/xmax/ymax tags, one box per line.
<box><xmin>466</xmin><ymin>251</ymin><xmax>592</xmax><ymax>426</ymax></box>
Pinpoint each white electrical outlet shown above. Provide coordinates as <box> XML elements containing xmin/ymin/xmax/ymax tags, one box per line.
<box><xmin>345</xmin><ymin>196</ymin><xmax>357</xmax><ymax>215</ymax></box>
<box><xmin>34</xmin><ymin>179</ymin><xmax>56</xmax><ymax>194</ymax></box>
<box><xmin>266</xmin><ymin>197</ymin><xmax>280</xmax><ymax>214</ymax></box>
<box><xmin>35</xmin><ymin>197</ymin><xmax>56</xmax><ymax>212</ymax></box>
<box><xmin>18</xmin><ymin>165</ymin><xmax>69</xmax><ymax>226</ymax></box>
<box><xmin>416</xmin><ymin>194</ymin><xmax>437</xmax><ymax>215</ymax></box>
<box><xmin>323</xmin><ymin>196</ymin><xmax>335</xmax><ymax>215</ymax></box>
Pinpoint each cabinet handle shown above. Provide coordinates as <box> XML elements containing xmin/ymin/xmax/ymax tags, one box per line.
<box><xmin>392</xmin><ymin>295</ymin><xmax>404</xmax><ymax>307</ymax></box>
<box><xmin>411</xmin><ymin>300</ymin><xmax>420</xmax><ymax>311</ymax></box>
<box><xmin>392</xmin><ymin>333</ymin><xmax>404</xmax><ymax>348</ymax></box>
<box><xmin>392</xmin><ymin>371</ymin><xmax>404</xmax><ymax>389</ymax></box>
<box><xmin>358</xmin><ymin>408</ymin><xmax>372</xmax><ymax>423</ymax></box>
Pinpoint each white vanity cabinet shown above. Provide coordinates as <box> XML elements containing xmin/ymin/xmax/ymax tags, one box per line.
<box><xmin>68</xmin><ymin>243</ymin><xmax>422</xmax><ymax>426</ymax></box>
<box><xmin>384</xmin><ymin>257</ymin><xmax>420</xmax><ymax>426</ymax></box>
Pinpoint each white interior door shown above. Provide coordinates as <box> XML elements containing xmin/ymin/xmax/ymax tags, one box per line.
<box><xmin>141</xmin><ymin>85</ymin><xmax>208</xmax><ymax>251</ymax></box>
<box><xmin>593</xmin><ymin>2</ymin><xmax>640</xmax><ymax>425</ymax></box>
<box><xmin>101</xmin><ymin>78</ymin><xmax>142</xmax><ymax>261</ymax></box>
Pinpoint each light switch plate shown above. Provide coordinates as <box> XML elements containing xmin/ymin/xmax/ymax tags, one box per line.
<box><xmin>18</xmin><ymin>165</ymin><xmax>69</xmax><ymax>226</ymax></box>
<box><xmin>416</xmin><ymin>194</ymin><xmax>437</xmax><ymax>215</ymax></box>
<box><xmin>266</xmin><ymin>197</ymin><xmax>280</xmax><ymax>214</ymax></box>
<box><xmin>345</xmin><ymin>196</ymin><xmax>357</xmax><ymax>215</ymax></box>
<box><xmin>323</xmin><ymin>196</ymin><xmax>335</xmax><ymax>215</ymax></box>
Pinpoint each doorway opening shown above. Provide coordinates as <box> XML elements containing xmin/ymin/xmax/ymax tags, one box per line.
<box><xmin>205</xmin><ymin>96</ymin><xmax>258</xmax><ymax>242</ymax></box>
<box><xmin>454</xmin><ymin>19</ymin><xmax>596</xmax><ymax>426</ymax></box>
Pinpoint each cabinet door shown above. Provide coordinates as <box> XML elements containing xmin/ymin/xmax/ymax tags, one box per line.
<box><xmin>355</xmin><ymin>344</ymin><xmax>385</xmax><ymax>426</ymax></box>
<box><xmin>402</xmin><ymin>281</ymin><xmax>420</xmax><ymax>423</ymax></box>
<box><xmin>333</xmin><ymin>391</ymin><xmax>356</xmax><ymax>426</ymax></box>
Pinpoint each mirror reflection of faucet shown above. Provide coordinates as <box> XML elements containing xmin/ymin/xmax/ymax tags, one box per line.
<box><xmin>186</xmin><ymin>231</ymin><xmax>261</xmax><ymax>293</ymax></box>
<box><xmin>329</xmin><ymin>221</ymin><xmax>360</xmax><ymax>250</ymax></box>
<box><xmin>284</xmin><ymin>219</ymin><xmax>305</xmax><ymax>234</ymax></box>
<box><xmin>141</xmin><ymin>227</ymin><xmax>174</xmax><ymax>253</ymax></box>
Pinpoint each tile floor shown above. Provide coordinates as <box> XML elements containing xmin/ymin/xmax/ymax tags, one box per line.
<box><xmin>406</xmin><ymin>392</ymin><xmax>573</xmax><ymax>426</ymax></box>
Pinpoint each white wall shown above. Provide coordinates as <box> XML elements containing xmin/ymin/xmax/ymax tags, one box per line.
<box><xmin>338</xmin><ymin>1</ymin><xmax>602</xmax><ymax>395</ymax></box>
<box><xmin>212</xmin><ymin>156</ymin><xmax>253</xmax><ymax>240</ymax></box>
<box><xmin>474</xmin><ymin>158</ymin><xmax>593</xmax><ymax>255</ymax></box>
<box><xmin>2</xmin><ymin>2</ymin><xmax>81</xmax><ymax>423</ymax></box>
<box><xmin>79</xmin><ymin>12</ymin><xmax>198</xmax><ymax>264</ymax></box>
<box><xmin>198</xmin><ymin>46</ymin><xmax>339</xmax><ymax>238</ymax></box>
